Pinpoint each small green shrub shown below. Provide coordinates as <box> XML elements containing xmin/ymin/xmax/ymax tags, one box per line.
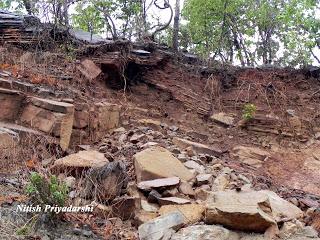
<box><xmin>242</xmin><ymin>103</ymin><xmax>257</xmax><ymax>121</ymax></box>
<box><xmin>26</xmin><ymin>172</ymin><xmax>68</xmax><ymax>207</ymax></box>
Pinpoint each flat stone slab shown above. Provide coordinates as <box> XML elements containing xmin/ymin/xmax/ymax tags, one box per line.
<box><xmin>137</xmin><ymin>177</ymin><xmax>180</xmax><ymax>191</ymax></box>
<box><xmin>53</xmin><ymin>150</ymin><xmax>109</xmax><ymax>169</ymax></box>
<box><xmin>30</xmin><ymin>97</ymin><xmax>74</xmax><ymax>113</ymax></box>
<box><xmin>159</xmin><ymin>197</ymin><xmax>191</xmax><ymax>205</ymax></box>
<box><xmin>173</xmin><ymin>137</ymin><xmax>223</xmax><ymax>157</ymax></box>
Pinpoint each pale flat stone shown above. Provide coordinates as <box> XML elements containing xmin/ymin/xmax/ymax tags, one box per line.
<box><xmin>53</xmin><ymin>150</ymin><xmax>109</xmax><ymax>169</ymax></box>
<box><xmin>159</xmin><ymin>197</ymin><xmax>191</xmax><ymax>205</ymax></box>
<box><xmin>134</xmin><ymin>146</ymin><xmax>194</xmax><ymax>182</ymax></box>
<box><xmin>137</xmin><ymin>177</ymin><xmax>180</xmax><ymax>191</ymax></box>
<box><xmin>30</xmin><ymin>97</ymin><xmax>74</xmax><ymax>113</ymax></box>
<box><xmin>210</xmin><ymin>112</ymin><xmax>235</xmax><ymax>126</ymax></box>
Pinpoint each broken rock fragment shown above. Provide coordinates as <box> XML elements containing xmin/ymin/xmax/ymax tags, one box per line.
<box><xmin>232</xmin><ymin>145</ymin><xmax>270</xmax><ymax>168</ymax></box>
<box><xmin>82</xmin><ymin>161</ymin><xmax>128</xmax><ymax>202</ymax></box>
<box><xmin>0</xmin><ymin>127</ymin><xmax>18</xmax><ymax>149</ymax></box>
<box><xmin>21</xmin><ymin>97</ymin><xmax>74</xmax><ymax>150</ymax></box>
<box><xmin>159</xmin><ymin>204</ymin><xmax>205</xmax><ymax>224</ymax></box>
<box><xmin>210</xmin><ymin>112</ymin><xmax>235</xmax><ymax>126</ymax></box>
<box><xmin>138</xmin><ymin>211</ymin><xmax>185</xmax><ymax>240</ymax></box>
<box><xmin>77</xmin><ymin>59</ymin><xmax>102</xmax><ymax>81</ymax></box>
<box><xmin>94</xmin><ymin>102</ymin><xmax>121</xmax><ymax>132</ymax></box>
<box><xmin>205</xmin><ymin>190</ymin><xmax>303</xmax><ymax>232</ymax></box>
<box><xmin>137</xmin><ymin>177</ymin><xmax>180</xmax><ymax>191</ymax></box>
<box><xmin>170</xmin><ymin>225</ymin><xmax>239</xmax><ymax>240</ymax></box>
<box><xmin>159</xmin><ymin>197</ymin><xmax>191</xmax><ymax>205</ymax></box>
<box><xmin>173</xmin><ymin>137</ymin><xmax>222</xmax><ymax>157</ymax></box>
<box><xmin>0</xmin><ymin>88</ymin><xmax>25</xmax><ymax>122</ymax></box>
<box><xmin>134</xmin><ymin>146</ymin><xmax>194</xmax><ymax>182</ymax></box>
<box><xmin>53</xmin><ymin>150</ymin><xmax>109</xmax><ymax>170</ymax></box>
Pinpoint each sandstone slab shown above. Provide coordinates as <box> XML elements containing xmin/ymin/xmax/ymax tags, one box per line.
<box><xmin>173</xmin><ymin>137</ymin><xmax>222</xmax><ymax>157</ymax></box>
<box><xmin>171</xmin><ymin>225</ymin><xmax>240</xmax><ymax>240</ymax></box>
<box><xmin>0</xmin><ymin>88</ymin><xmax>24</xmax><ymax>121</ymax></box>
<box><xmin>53</xmin><ymin>150</ymin><xmax>109</xmax><ymax>169</ymax></box>
<box><xmin>159</xmin><ymin>204</ymin><xmax>205</xmax><ymax>224</ymax></box>
<box><xmin>77</xmin><ymin>59</ymin><xmax>102</xmax><ymax>81</ymax></box>
<box><xmin>0</xmin><ymin>127</ymin><xmax>18</xmax><ymax>149</ymax></box>
<box><xmin>94</xmin><ymin>102</ymin><xmax>121</xmax><ymax>131</ymax></box>
<box><xmin>210</xmin><ymin>112</ymin><xmax>235</xmax><ymax>126</ymax></box>
<box><xmin>21</xmin><ymin>97</ymin><xmax>74</xmax><ymax>150</ymax></box>
<box><xmin>137</xmin><ymin>177</ymin><xmax>180</xmax><ymax>191</ymax></box>
<box><xmin>159</xmin><ymin>197</ymin><xmax>191</xmax><ymax>205</ymax></box>
<box><xmin>205</xmin><ymin>190</ymin><xmax>302</xmax><ymax>232</ymax></box>
<box><xmin>134</xmin><ymin>146</ymin><xmax>194</xmax><ymax>182</ymax></box>
<box><xmin>138</xmin><ymin>211</ymin><xmax>184</xmax><ymax>240</ymax></box>
<box><xmin>232</xmin><ymin>146</ymin><xmax>270</xmax><ymax>167</ymax></box>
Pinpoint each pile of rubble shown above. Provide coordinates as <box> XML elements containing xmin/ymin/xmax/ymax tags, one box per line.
<box><xmin>26</xmin><ymin>118</ymin><xmax>317</xmax><ymax>239</ymax></box>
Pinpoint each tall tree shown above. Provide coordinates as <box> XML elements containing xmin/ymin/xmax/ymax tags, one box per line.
<box><xmin>172</xmin><ymin>0</ymin><xmax>181</xmax><ymax>51</ymax></box>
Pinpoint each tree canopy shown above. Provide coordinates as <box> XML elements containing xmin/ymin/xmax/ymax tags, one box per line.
<box><xmin>1</xmin><ymin>0</ymin><xmax>319</xmax><ymax>67</ymax></box>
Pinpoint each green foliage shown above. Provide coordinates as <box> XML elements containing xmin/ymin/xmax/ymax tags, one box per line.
<box><xmin>26</xmin><ymin>172</ymin><xmax>68</xmax><ymax>207</ymax></box>
<box><xmin>242</xmin><ymin>103</ymin><xmax>257</xmax><ymax>121</ymax></box>
<box><xmin>71</xmin><ymin>4</ymin><xmax>105</xmax><ymax>35</ymax></box>
<box><xmin>183</xmin><ymin>0</ymin><xmax>320</xmax><ymax>66</ymax></box>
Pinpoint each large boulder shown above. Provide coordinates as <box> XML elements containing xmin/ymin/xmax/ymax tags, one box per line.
<box><xmin>138</xmin><ymin>211</ymin><xmax>185</xmax><ymax>240</ymax></box>
<box><xmin>172</xmin><ymin>137</ymin><xmax>222</xmax><ymax>157</ymax></box>
<box><xmin>205</xmin><ymin>190</ymin><xmax>303</xmax><ymax>233</ymax></box>
<box><xmin>134</xmin><ymin>146</ymin><xmax>194</xmax><ymax>182</ymax></box>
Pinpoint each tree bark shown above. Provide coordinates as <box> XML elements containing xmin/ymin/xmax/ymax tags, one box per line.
<box><xmin>172</xmin><ymin>0</ymin><xmax>180</xmax><ymax>51</ymax></box>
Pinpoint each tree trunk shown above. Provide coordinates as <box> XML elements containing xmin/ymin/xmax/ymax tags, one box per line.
<box><xmin>172</xmin><ymin>0</ymin><xmax>180</xmax><ymax>51</ymax></box>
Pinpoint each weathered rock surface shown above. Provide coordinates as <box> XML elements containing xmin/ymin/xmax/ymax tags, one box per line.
<box><xmin>178</xmin><ymin>182</ymin><xmax>195</xmax><ymax>196</ymax></box>
<box><xmin>0</xmin><ymin>127</ymin><xmax>18</xmax><ymax>149</ymax></box>
<box><xmin>210</xmin><ymin>112</ymin><xmax>235</xmax><ymax>126</ymax></box>
<box><xmin>205</xmin><ymin>190</ymin><xmax>302</xmax><ymax>232</ymax></box>
<box><xmin>159</xmin><ymin>197</ymin><xmax>191</xmax><ymax>205</ymax></box>
<box><xmin>138</xmin><ymin>211</ymin><xmax>185</xmax><ymax>240</ymax></box>
<box><xmin>0</xmin><ymin>88</ymin><xmax>24</xmax><ymax>121</ymax></box>
<box><xmin>159</xmin><ymin>204</ymin><xmax>205</xmax><ymax>224</ymax></box>
<box><xmin>137</xmin><ymin>177</ymin><xmax>180</xmax><ymax>191</ymax></box>
<box><xmin>53</xmin><ymin>150</ymin><xmax>109</xmax><ymax>170</ymax></box>
<box><xmin>173</xmin><ymin>137</ymin><xmax>222</xmax><ymax>157</ymax></box>
<box><xmin>77</xmin><ymin>59</ymin><xmax>102</xmax><ymax>81</ymax></box>
<box><xmin>232</xmin><ymin>146</ymin><xmax>270</xmax><ymax>167</ymax></box>
<box><xmin>94</xmin><ymin>102</ymin><xmax>120</xmax><ymax>131</ymax></box>
<box><xmin>170</xmin><ymin>225</ymin><xmax>240</xmax><ymax>240</ymax></box>
<box><xmin>134</xmin><ymin>146</ymin><xmax>194</xmax><ymax>182</ymax></box>
<box><xmin>21</xmin><ymin>97</ymin><xmax>74</xmax><ymax>150</ymax></box>
<box><xmin>82</xmin><ymin>161</ymin><xmax>128</xmax><ymax>201</ymax></box>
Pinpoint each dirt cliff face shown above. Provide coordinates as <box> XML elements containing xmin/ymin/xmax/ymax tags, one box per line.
<box><xmin>0</xmin><ymin>43</ymin><xmax>320</xmax><ymax>239</ymax></box>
